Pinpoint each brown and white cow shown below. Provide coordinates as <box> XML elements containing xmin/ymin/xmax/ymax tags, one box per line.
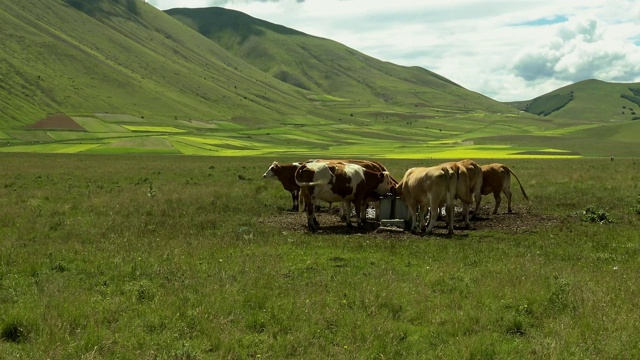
<box><xmin>439</xmin><ymin>159</ymin><xmax>481</xmax><ymax>227</ymax></box>
<box><xmin>295</xmin><ymin>161</ymin><xmax>394</xmax><ymax>232</ymax></box>
<box><xmin>395</xmin><ymin>164</ymin><xmax>457</xmax><ymax>235</ymax></box>
<box><xmin>305</xmin><ymin>159</ymin><xmax>398</xmax><ymax>221</ymax></box>
<box><xmin>475</xmin><ymin>163</ymin><xmax>529</xmax><ymax>215</ymax></box>
<box><xmin>262</xmin><ymin>161</ymin><xmax>303</xmax><ymax>211</ymax></box>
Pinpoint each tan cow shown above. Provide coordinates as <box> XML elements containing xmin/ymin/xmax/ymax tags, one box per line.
<box><xmin>395</xmin><ymin>164</ymin><xmax>456</xmax><ymax>235</ymax></box>
<box><xmin>439</xmin><ymin>159</ymin><xmax>481</xmax><ymax>227</ymax></box>
<box><xmin>475</xmin><ymin>163</ymin><xmax>529</xmax><ymax>215</ymax></box>
<box><xmin>295</xmin><ymin>161</ymin><xmax>394</xmax><ymax>232</ymax></box>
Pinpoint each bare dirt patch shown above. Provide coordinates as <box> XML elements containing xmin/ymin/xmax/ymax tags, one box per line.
<box><xmin>259</xmin><ymin>204</ymin><xmax>560</xmax><ymax>239</ymax></box>
<box><xmin>27</xmin><ymin>113</ymin><xmax>86</xmax><ymax>131</ymax></box>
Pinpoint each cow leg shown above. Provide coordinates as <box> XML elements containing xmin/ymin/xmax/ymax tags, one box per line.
<box><xmin>461</xmin><ymin>201</ymin><xmax>471</xmax><ymax>229</ymax></box>
<box><xmin>373</xmin><ymin>201</ymin><xmax>380</xmax><ymax>222</ymax></box>
<box><xmin>406</xmin><ymin>201</ymin><xmax>420</xmax><ymax>233</ymax></box>
<box><xmin>471</xmin><ymin>192</ymin><xmax>482</xmax><ymax>219</ymax></box>
<box><xmin>339</xmin><ymin>202</ymin><xmax>347</xmax><ymax>221</ymax></box>
<box><xmin>505</xmin><ymin>188</ymin><xmax>513</xmax><ymax>213</ymax></box>
<box><xmin>305</xmin><ymin>190</ymin><xmax>318</xmax><ymax>232</ymax></box>
<box><xmin>423</xmin><ymin>205</ymin><xmax>432</xmax><ymax>231</ymax></box>
<box><xmin>359</xmin><ymin>202</ymin><xmax>367</xmax><ymax>221</ymax></box>
<box><xmin>446</xmin><ymin>195</ymin><xmax>455</xmax><ymax>235</ymax></box>
<box><xmin>343</xmin><ymin>200</ymin><xmax>354</xmax><ymax>227</ymax></box>
<box><xmin>420</xmin><ymin>203</ymin><xmax>430</xmax><ymax>232</ymax></box>
<box><xmin>299</xmin><ymin>187</ymin><xmax>308</xmax><ymax>213</ymax></box>
<box><xmin>353</xmin><ymin>199</ymin><xmax>365</xmax><ymax>228</ymax></box>
<box><xmin>306</xmin><ymin>206</ymin><xmax>317</xmax><ymax>231</ymax></box>
<box><xmin>492</xmin><ymin>191</ymin><xmax>501</xmax><ymax>214</ymax></box>
<box><xmin>425</xmin><ymin>202</ymin><xmax>439</xmax><ymax>234</ymax></box>
<box><xmin>290</xmin><ymin>190</ymin><xmax>299</xmax><ymax>212</ymax></box>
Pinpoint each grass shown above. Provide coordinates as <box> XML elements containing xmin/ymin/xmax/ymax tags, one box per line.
<box><xmin>1</xmin><ymin>154</ymin><xmax>639</xmax><ymax>358</ymax></box>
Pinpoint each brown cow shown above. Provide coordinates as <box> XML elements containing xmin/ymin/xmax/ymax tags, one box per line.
<box><xmin>295</xmin><ymin>161</ymin><xmax>394</xmax><ymax>232</ymax></box>
<box><xmin>395</xmin><ymin>164</ymin><xmax>456</xmax><ymax>235</ymax></box>
<box><xmin>439</xmin><ymin>159</ymin><xmax>481</xmax><ymax>227</ymax></box>
<box><xmin>475</xmin><ymin>163</ymin><xmax>529</xmax><ymax>215</ymax></box>
<box><xmin>262</xmin><ymin>161</ymin><xmax>303</xmax><ymax>211</ymax></box>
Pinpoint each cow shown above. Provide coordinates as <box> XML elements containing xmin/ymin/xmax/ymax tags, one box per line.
<box><xmin>304</xmin><ymin>159</ymin><xmax>398</xmax><ymax>221</ymax></box>
<box><xmin>295</xmin><ymin>161</ymin><xmax>394</xmax><ymax>232</ymax></box>
<box><xmin>262</xmin><ymin>161</ymin><xmax>303</xmax><ymax>211</ymax></box>
<box><xmin>439</xmin><ymin>159</ymin><xmax>481</xmax><ymax>227</ymax></box>
<box><xmin>475</xmin><ymin>163</ymin><xmax>529</xmax><ymax>215</ymax></box>
<box><xmin>395</xmin><ymin>164</ymin><xmax>456</xmax><ymax>235</ymax></box>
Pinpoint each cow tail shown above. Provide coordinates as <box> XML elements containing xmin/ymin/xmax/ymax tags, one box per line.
<box><xmin>296</xmin><ymin>180</ymin><xmax>328</xmax><ymax>187</ymax></box>
<box><xmin>507</xmin><ymin>167</ymin><xmax>529</xmax><ymax>201</ymax></box>
<box><xmin>443</xmin><ymin>165</ymin><xmax>454</xmax><ymax>202</ymax></box>
<box><xmin>443</xmin><ymin>166</ymin><xmax>455</xmax><ymax>232</ymax></box>
<box><xmin>394</xmin><ymin>178</ymin><xmax>403</xmax><ymax>197</ymax></box>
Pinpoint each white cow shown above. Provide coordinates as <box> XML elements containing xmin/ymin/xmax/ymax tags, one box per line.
<box><xmin>295</xmin><ymin>161</ymin><xmax>394</xmax><ymax>232</ymax></box>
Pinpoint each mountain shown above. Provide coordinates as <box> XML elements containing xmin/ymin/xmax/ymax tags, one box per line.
<box><xmin>0</xmin><ymin>0</ymin><xmax>330</xmax><ymax>128</ymax></box>
<box><xmin>165</xmin><ymin>7</ymin><xmax>512</xmax><ymax>114</ymax></box>
<box><xmin>1</xmin><ymin>1</ymin><xmax>638</xmax><ymax>157</ymax></box>
<box><xmin>0</xmin><ymin>0</ymin><xmax>511</xmax><ymax>131</ymax></box>
<box><xmin>512</xmin><ymin>79</ymin><xmax>640</xmax><ymax>122</ymax></box>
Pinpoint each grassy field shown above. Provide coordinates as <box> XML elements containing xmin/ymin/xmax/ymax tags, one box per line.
<box><xmin>1</xmin><ymin>153</ymin><xmax>639</xmax><ymax>359</ymax></box>
<box><xmin>6</xmin><ymin>109</ymin><xmax>640</xmax><ymax>157</ymax></box>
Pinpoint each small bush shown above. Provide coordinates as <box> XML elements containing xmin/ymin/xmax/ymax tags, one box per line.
<box><xmin>633</xmin><ymin>196</ymin><xmax>640</xmax><ymax>215</ymax></box>
<box><xmin>1</xmin><ymin>321</ymin><xmax>30</xmax><ymax>343</ymax></box>
<box><xmin>506</xmin><ymin>317</ymin><xmax>527</xmax><ymax>336</ymax></box>
<box><xmin>582</xmin><ymin>206</ymin><xmax>613</xmax><ymax>224</ymax></box>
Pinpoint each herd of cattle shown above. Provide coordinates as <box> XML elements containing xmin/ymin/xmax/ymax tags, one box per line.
<box><xmin>262</xmin><ymin>159</ymin><xmax>529</xmax><ymax>234</ymax></box>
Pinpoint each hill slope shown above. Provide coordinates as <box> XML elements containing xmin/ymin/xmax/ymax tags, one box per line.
<box><xmin>513</xmin><ymin>79</ymin><xmax>640</xmax><ymax>122</ymax></box>
<box><xmin>0</xmin><ymin>0</ymin><xmax>322</xmax><ymax>127</ymax></box>
<box><xmin>165</xmin><ymin>7</ymin><xmax>513</xmax><ymax>114</ymax></box>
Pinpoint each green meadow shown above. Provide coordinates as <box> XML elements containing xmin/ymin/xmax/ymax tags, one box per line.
<box><xmin>1</xmin><ymin>154</ymin><xmax>639</xmax><ymax>359</ymax></box>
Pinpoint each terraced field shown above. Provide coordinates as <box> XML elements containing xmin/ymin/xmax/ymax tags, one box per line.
<box><xmin>4</xmin><ymin>106</ymin><xmax>640</xmax><ymax>158</ymax></box>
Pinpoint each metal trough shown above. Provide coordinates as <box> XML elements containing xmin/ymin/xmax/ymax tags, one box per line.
<box><xmin>378</xmin><ymin>195</ymin><xmax>411</xmax><ymax>231</ymax></box>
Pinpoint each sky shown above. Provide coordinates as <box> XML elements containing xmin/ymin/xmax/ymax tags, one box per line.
<box><xmin>146</xmin><ymin>0</ymin><xmax>640</xmax><ymax>102</ymax></box>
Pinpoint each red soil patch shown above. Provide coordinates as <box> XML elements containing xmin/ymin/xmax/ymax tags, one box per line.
<box><xmin>27</xmin><ymin>113</ymin><xmax>86</xmax><ymax>131</ymax></box>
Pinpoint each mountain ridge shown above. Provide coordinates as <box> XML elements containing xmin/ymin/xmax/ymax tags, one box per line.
<box><xmin>165</xmin><ymin>6</ymin><xmax>508</xmax><ymax>113</ymax></box>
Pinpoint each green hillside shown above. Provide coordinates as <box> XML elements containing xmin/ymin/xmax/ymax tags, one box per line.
<box><xmin>165</xmin><ymin>7</ymin><xmax>512</xmax><ymax>114</ymax></box>
<box><xmin>514</xmin><ymin>79</ymin><xmax>640</xmax><ymax>122</ymax></box>
<box><xmin>0</xmin><ymin>0</ymin><xmax>318</xmax><ymax>127</ymax></box>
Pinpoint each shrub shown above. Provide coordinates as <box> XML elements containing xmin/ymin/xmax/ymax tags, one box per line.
<box><xmin>633</xmin><ymin>196</ymin><xmax>640</xmax><ymax>215</ymax></box>
<box><xmin>582</xmin><ymin>206</ymin><xmax>613</xmax><ymax>224</ymax></box>
<box><xmin>1</xmin><ymin>320</ymin><xmax>31</xmax><ymax>343</ymax></box>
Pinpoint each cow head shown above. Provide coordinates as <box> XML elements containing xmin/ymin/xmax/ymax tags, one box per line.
<box><xmin>375</xmin><ymin>171</ymin><xmax>394</xmax><ymax>195</ymax></box>
<box><xmin>262</xmin><ymin>161</ymin><xmax>279</xmax><ymax>179</ymax></box>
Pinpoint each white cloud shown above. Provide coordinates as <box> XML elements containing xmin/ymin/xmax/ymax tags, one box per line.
<box><xmin>147</xmin><ymin>0</ymin><xmax>640</xmax><ymax>101</ymax></box>
<box><xmin>513</xmin><ymin>17</ymin><xmax>640</xmax><ymax>86</ymax></box>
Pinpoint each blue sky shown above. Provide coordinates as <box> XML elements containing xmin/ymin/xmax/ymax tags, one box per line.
<box><xmin>147</xmin><ymin>0</ymin><xmax>640</xmax><ymax>102</ymax></box>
